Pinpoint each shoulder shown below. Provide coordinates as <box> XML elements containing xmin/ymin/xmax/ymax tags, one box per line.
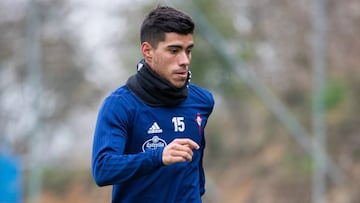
<box><xmin>105</xmin><ymin>85</ymin><xmax>132</xmax><ymax>103</ymax></box>
<box><xmin>187</xmin><ymin>83</ymin><xmax>215</xmax><ymax>107</ymax></box>
<box><xmin>100</xmin><ymin>85</ymin><xmax>140</xmax><ymax>114</ymax></box>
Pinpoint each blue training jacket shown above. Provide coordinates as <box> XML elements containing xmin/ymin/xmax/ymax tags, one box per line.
<box><xmin>92</xmin><ymin>83</ymin><xmax>214</xmax><ymax>203</ymax></box>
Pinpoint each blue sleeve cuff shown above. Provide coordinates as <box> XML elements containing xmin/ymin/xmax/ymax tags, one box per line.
<box><xmin>150</xmin><ymin>147</ymin><xmax>165</xmax><ymax>166</ymax></box>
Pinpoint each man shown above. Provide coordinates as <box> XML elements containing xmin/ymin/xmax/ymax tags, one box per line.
<box><xmin>92</xmin><ymin>5</ymin><xmax>214</xmax><ymax>203</ymax></box>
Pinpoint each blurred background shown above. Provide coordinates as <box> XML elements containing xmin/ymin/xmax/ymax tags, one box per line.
<box><xmin>0</xmin><ymin>0</ymin><xmax>359</xmax><ymax>202</ymax></box>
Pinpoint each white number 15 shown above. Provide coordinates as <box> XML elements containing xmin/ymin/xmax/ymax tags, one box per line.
<box><xmin>172</xmin><ymin>117</ymin><xmax>185</xmax><ymax>132</ymax></box>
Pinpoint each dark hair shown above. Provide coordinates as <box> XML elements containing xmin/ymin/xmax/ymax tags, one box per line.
<box><xmin>140</xmin><ymin>6</ymin><xmax>195</xmax><ymax>48</ymax></box>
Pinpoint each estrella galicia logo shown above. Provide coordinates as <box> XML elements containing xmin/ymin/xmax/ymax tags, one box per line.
<box><xmin>142</xmin><ymin>136</ymin><xmax>167</xmax><ymax>152</ymax></box>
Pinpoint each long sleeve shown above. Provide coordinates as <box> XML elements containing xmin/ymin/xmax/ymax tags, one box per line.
<box><xmin>91</xmin><ymin>95</ymin><xmax>164</xmax><ymax>186</ymax></box>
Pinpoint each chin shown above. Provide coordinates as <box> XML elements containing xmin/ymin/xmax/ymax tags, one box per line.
<box><xmin>175</xmin><ymin>82</ymin><xmax>186</xmax><ymax>88</ymax></box>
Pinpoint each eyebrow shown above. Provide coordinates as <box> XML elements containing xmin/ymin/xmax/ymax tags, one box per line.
<box><xmin>167</xmin><ymin>44</ymin><xmax>194</xmax><ymax>49</ymax></box>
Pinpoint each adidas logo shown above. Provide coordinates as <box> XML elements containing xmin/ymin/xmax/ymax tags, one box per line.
<box><xmin>147</xmin><ymin>122</ymin><xmax>163</xmax><ymax>134</ymax></box>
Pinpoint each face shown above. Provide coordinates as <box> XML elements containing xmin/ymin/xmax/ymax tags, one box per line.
<box><xmin>142</xmin><ymin>32</ymin><xmax>194</xmax><ymax>88</ymax></box>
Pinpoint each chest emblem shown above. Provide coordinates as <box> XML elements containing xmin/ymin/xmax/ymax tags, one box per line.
<box><xmin>142</xmin><ymin>136</ymin><xmax>167</xmax><ymax>152</ymax></box>
<box><xmin>195</xmin><ymin>113</ymin><xmax>202</xmax><ymax>127</ymax></box>
<box><xmin>195</xmin><ymin>113</ymin><xmax>203</xmax><ymax>134</ymax></box>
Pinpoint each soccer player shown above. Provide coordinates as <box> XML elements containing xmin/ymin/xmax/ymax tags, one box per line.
<box><xmin>91</xmin><ymin>5</ymin><xmax>214</xmax><ymax>203</ymax></box>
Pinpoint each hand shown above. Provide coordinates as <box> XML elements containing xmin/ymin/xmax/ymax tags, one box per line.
<box><xmin>162</xmin><ymin>138</ymin><xmax>200</xmax><ymax>165</ymax></box>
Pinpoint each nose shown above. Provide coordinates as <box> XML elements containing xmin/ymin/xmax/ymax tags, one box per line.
<box><xmin>178</xmin><ymin>51</ymin><xmax>190</xmax><ymax>69</ymax></box>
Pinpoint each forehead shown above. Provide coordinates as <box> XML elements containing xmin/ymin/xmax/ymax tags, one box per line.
<box><xmin>159</xmin><ymin>32</ymin><xmax>194</xmax><ymax>48</ymax></box>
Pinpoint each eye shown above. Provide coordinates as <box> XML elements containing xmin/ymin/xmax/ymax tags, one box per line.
<box><xmin>186</xmin><ymin>49</ymin><xmax>192</xmax><ymax>55</ymax></box>
<box><xmin>168</xmin><ymin>47</ymin><xmax>179</xmax><ymax>54</ymax></box>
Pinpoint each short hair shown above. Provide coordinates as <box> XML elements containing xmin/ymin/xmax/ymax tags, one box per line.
<box><xmin>140</xmin><ymin>6</ymin><xmax>195</xmax><ymax>48</ymax></box>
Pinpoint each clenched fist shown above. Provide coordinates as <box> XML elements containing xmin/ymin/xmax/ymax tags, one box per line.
<box><xmin>162</xmin><ymin>138</ymin><xmax>200</xmax><ymax>165</ymax></box>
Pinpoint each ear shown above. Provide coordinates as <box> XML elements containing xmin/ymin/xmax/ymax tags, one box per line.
<box><xmin>141</xmin><ymin>42</ymin><xmax>153</xmax><ymax>63</ymax></box>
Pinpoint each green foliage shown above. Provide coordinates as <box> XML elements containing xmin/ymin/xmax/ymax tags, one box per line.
<box><xmin>324</xmin><ymin>80</ymin><xmax>346</xmax><ymax>111</ymax></box>
<box><xmin>284</xmin><ymin>152</ymin><xmax>312</xmax><ymax>178</ymax></box>
<box><xmin>239</xmin><ymin>42</ymin><xmax>257</xmax><ymax>62</ymax></box>
<box><xmin>41</xmin><ymin>167</ymin><xmax>75</xmax><ymax>194</ymax></box>
<box><xmin>190</xmin><ymin>33</ymin><xmax>232</xmax><ymax>88</ymax></box>
<box><xmin>192</xmin><ymin>0</ymin><xmax>237</xmax><ymax>38</ymax></box>
<box><xmin>39</xmin><ymin>167</ymin><xmax>94</xmax><ymax>195</ymax></box>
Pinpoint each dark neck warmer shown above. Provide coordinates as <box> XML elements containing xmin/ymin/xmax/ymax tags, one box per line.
<box><xmin>126</xmin><ymin>59</ymin><xmax>190</xmax><ymax>107</ymax></box>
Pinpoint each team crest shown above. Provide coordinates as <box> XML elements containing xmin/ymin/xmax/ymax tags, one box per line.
<box><xmin>195</xmin><ymin>113</ymin><xmax>203</xmax><ymax>134</ymax></box>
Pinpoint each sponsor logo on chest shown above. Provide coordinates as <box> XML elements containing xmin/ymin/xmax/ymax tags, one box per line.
<box><xmin>142</xmin><ymin>135</ymin><xmax>167</xmax><ymax>152</ymax></box>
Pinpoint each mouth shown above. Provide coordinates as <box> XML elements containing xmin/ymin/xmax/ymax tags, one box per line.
<box><xmin>175</xmin><ymin>71</ymin><xmax>188</xmax><ymax>79</ymax></box>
